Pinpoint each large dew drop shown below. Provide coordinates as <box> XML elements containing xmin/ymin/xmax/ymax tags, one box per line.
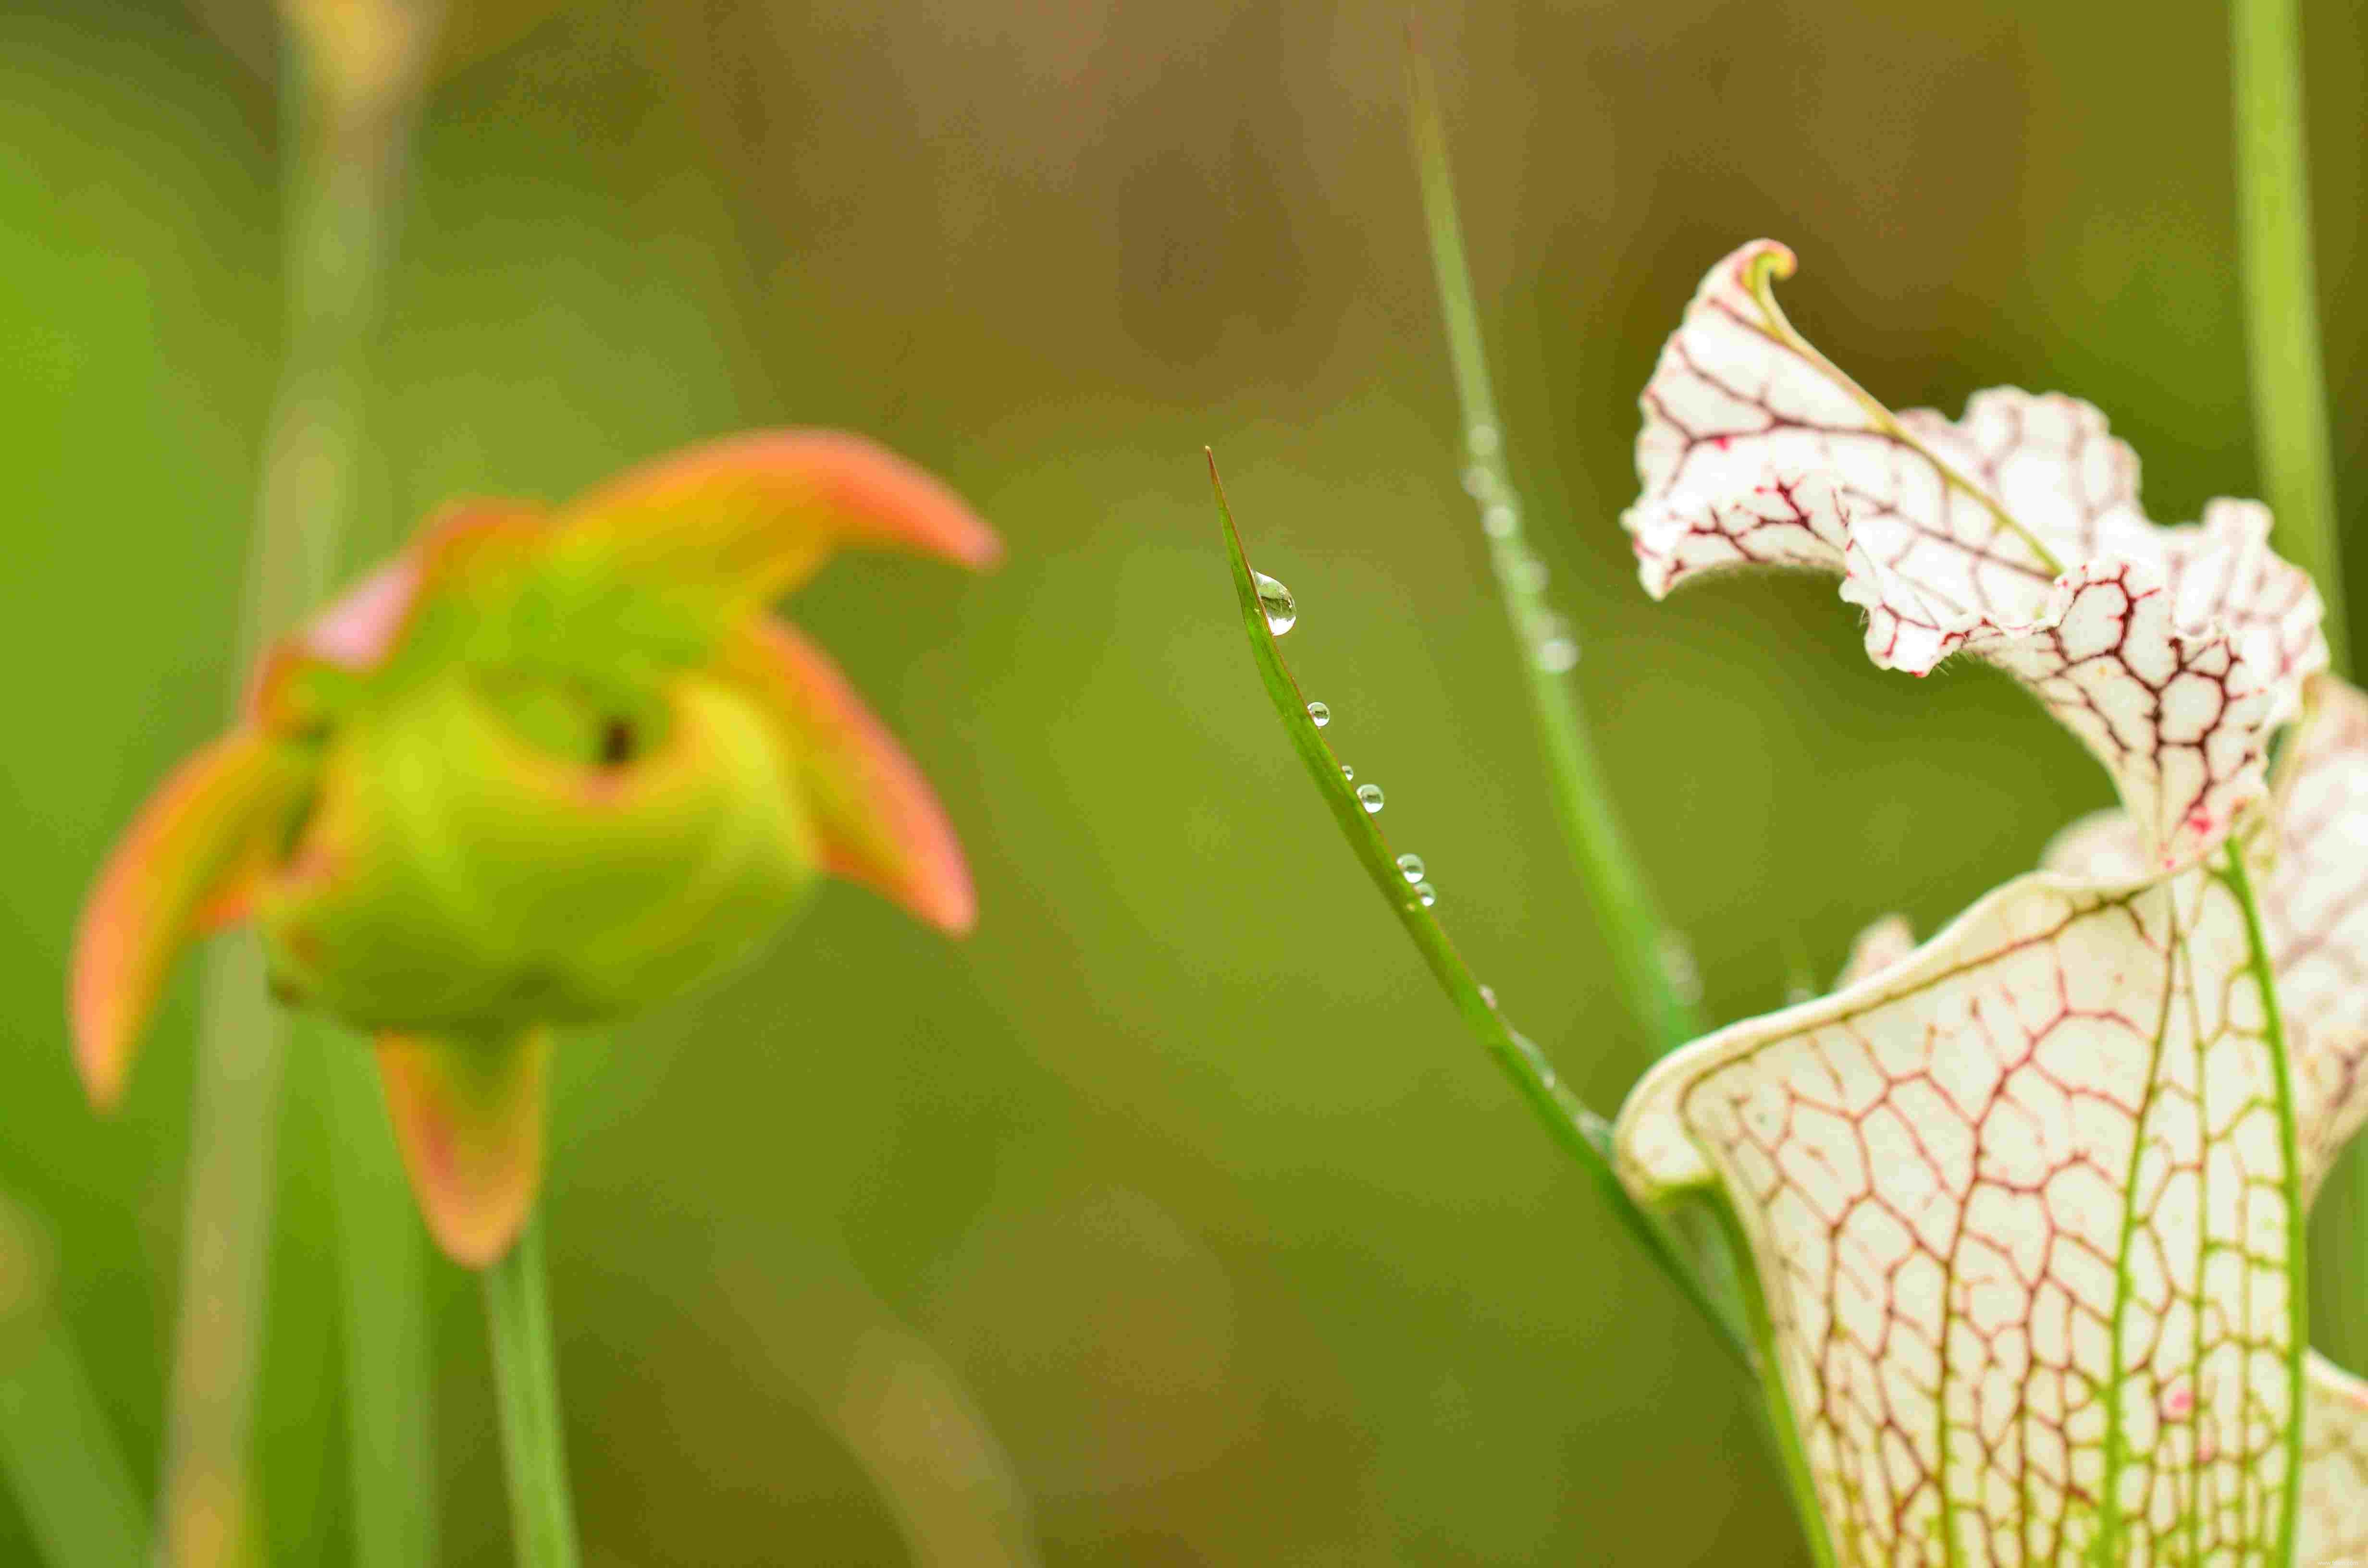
<box><xmin>1356</xmin><ymin>783</ymin><xmax>1385</xmax><ymax>814</ymax></box>
<box><xmin>1306</xmin><ymin>700</ymin><xmax>1330</xmax><ymax>728</ymax></box>
<box><xmin>1395</xmin><ymin>853</ymin><xmax>1425</xmax><ymax>883</ymax></box>
<box><xmin>1254</xmin><ymin>571</ymin><xmax>1297</xmax><ymax>636</ymax></box>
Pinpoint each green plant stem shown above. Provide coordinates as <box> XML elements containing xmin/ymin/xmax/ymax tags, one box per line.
<box><xmin>1212</xmin><ymin>456</ymin><xmax>1751</xmax><ymax>1373</ymax></box>
<box><xmin>2232</xmin><ymin>0</ymin><xmax>2348</xmax><ymax>675</ymax></box>
<box><xmin>1402</xmin><ymin>32</ymin><xmax>1706</xmax><ymax>1056</ymax></box>
<box><xmin>159</xmin><ymin>8</ymin><xmax>442</xmax><ymax>1564</ymax></box>
<box><xmin>2219</xmin><ymin>843</ymin><xmax>2308</xmax><ymax>1562</ymax></box>
<box><xmin>1707</xmin><ymin>1201</ymin><xmax>1839</xmax><ymax>1568</ymax></box>
<box><xmin>315</xmin><ymin>1029</ymin><xmax>434</xmax><ymax>1568</ymax></box>
<box><xmin>1401</xmin><ymin>26</ymin><xmax>1748</xmax><ymax>1359</ymax></box>
<box><xmin>2230</xmin><ymin>0</ymin><xmax>2367</xmax><ymax>1383</ymax></box>
<box><xmin>160</xmin><ymin>938</ymin><xmax>287</xmax><ymax>1567</ymax></box>
<box><xmin>483</xmin><ymin>1217</ymin><xmax>580</xmax><ymax>1568</ymax></box>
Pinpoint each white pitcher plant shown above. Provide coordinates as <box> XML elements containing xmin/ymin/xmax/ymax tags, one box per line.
<box><xmin>1612</xmin><ymin>239</ymin><xmax>2368</xmax><ymax>1568</ymax></box>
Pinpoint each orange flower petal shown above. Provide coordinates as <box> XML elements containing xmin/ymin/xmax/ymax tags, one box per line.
<box><xmin>70</xmin><ymin>730</ymin><xmax>313</xmax><ymax>1109</ymax></box>
<box><xmin>718</xmin><ymin>617</ymin><xmax>976</xmax><ymax>933</ymax></box>
<box><xmin>555</xmin><ymin>430</ymin><xmax>1001</xmax><ymax>608</ymax></box>
<box><xmin>375</xmin><ymin>1028</ymin><xmax>552</xmax><ymax>1268</ymax></box>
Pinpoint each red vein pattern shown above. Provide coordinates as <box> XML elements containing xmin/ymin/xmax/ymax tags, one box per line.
<box><xmin>1606</xmin><ymin>242</ymin><xmax>2368</xmax><ymax>1564</ymax></box>
<box><xmin>1618</xmin><ymin>866</ymin><xmax>2297</xmax><ymax>1565</ymax></box>
<box><xmin>1624</xmin><ymin>241</ymin><xmax>2328</xmax><ymax>869</ymax></box>
<box><xmin>2047</xmin><ymin>680</ymin><xmax>2368</xmax><ymax>1204</ymax></box>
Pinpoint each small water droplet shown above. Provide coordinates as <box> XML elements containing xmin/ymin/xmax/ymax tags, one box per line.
<box><xmin>1306</xmin><ymin>700</ymin><xmax>1330</xmax><ymax>728</ymax></box>
<box><xmin>1480</xmin><ymin>984</ymin><xmax>1498</xmax><ymax>1009</ymax></box>
<box><xmin>1395</xmin><ymin>853</ymin><xmax>1425</xmax><ymax>883</ymax></box>
<box><xmin>1511</xmin><ymin>556</ymin><xmax>1549</xmax><ymax>593</ymax></box>
<box><xmin>1460</xmin><ymin>465</ymin><xmax>1490</xmax><ymax>498</ymax></box>
<box><xmin>1356</xmin><ymin>783</ymin><xmax>1385</xmax><ymax>814</ymax></box>
<box><xmin>1659</xmin><ymin>931</ymin><xmax>1704</xmax><ymax>1007</ymax></box>
<box><xmin>1253</xmin><ymin>571</ymin><xmax>1297</xmax><ymax>635</ymax></box>
<box><xmin>1414</xmin><ymin>881</ymin><xmax>1437</xmax><ymax>908</ymax></box>
<box><xmin>1482</xmin><ymin>503</ymin><xmax>1517</xmax><ymax>539</ymax></box>
<box><xmin>1534</xmin><ymin>636</ymin><xmax>1580</xmax><ymax>673</ymax></box>
<box><xmin>1467</xmin><ymin>423</ymin><xmax>1501</xmax><ymax>458</ymax></box>
<box><xmin>1340</xmin><ymin>763</ymin><xmax>1353</xmax><ymax>781</ymax></box>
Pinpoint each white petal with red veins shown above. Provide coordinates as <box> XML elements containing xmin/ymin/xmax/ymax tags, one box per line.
<box><xmin>1625</xmin><ymin>241</ymin><xmax>2327</xmax><ymax>867</ymax></box>
<box><xmin>1616</xmin><ymin>858</ymin><xmax>2301</xmax><ymax>1565</ymax></box>
<box><xmin>2039</xmin><ymin>679</ymin><xmax>2368</xmax><ymax>1201</ymax></box>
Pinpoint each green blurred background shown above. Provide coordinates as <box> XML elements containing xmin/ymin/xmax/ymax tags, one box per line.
<box><xmin>5</xmin><ymin>0</ymin><xmax>2366</xmax><ymax>1561</ymax></box>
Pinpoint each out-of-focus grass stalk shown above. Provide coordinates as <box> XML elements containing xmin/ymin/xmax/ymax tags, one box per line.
<box><xmin>315</xmin><ymin>1021</ymin><xmax>434</xmax><ymax>1568</ymax></box>
<box><xmin>1402</xmin><ymin>33</ymin><xmax>1707</xmax><ymax>1057</ymax></box>
<box><xmin>1396</xmin><ymin>28</ymin><xmax>1797</xmax><ymax>1527</ymax></box>
<box><xmin>2229</xmin><ymin>0</ymin><xmax>2367</xmax><ymax>1376</ymax></box>
<box><xmin>483</xmin><ymin>1218</ymin><xmax>580</xmax><ymax>1568</ymax></box>
<box><xmin>0</xmin><ymin>1194</ymin><xmax>147</xmax><ymax>1568</ymax></box>
<box><xmin>2232</xmin><ymin>0</ymin><xmax>2347</xmax><ymax>675</ymax></box>
<box><xmin>159</xmin><ymin>5</ymin><xmax>443</xmax><ymax>1564</ymax></box>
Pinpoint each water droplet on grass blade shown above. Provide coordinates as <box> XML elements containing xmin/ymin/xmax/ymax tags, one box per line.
<box><xmin>1414</xmin><ymin>881</ymin><xmax>1437</xmax><ymax>907</ymax></box>
<box><xmin>1479</xmin><ymin>985</ymin><xmax>1497</xmax><ymax>1008</ymax></box>
<box><xmin>1306</xmin><ymin>700</ymin><xmax>1330</xmax><ymax>727</ymax></box>
<box><xmin>1467</xmin><ymin>423</ymin><xmax>1500</xmax><ymax>457</ymax></box>
<box><xmin>1254</xmin><ymin>572</ymin><xmax>1297</xmax><ymax>635</ymax></box>
<box><xmin>1482</xmin><ymin>504</ymin><xmax>1517</xmax><ymax>539</ymax></box>
<box><xmin>1395</xmin><ymin>853</ymin><xmax>1425</xmax><ymax>883</ymax></box>
<box><xmin>1356</xmin><ymin>784</ymin><xmax>1384</xmax><ymax>814</ymax></box>
<box><xmin>1534</xmin><ymin>636</ymin><xmax>1580</xmax><ymax>673</ymax></box>
<box><xmin>1340</xmin><ymin>764</ymin><xmax>1353</xmax><ymax>781</ymax></box>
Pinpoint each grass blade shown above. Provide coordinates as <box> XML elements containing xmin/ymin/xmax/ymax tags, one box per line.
<box><xmin>2231</xmin><ymin>0</ymin><xmax>2347</xmax><ymax>674</ymax></box>
<box><xmin>1209</xmin><ymin>453</ymin><xmax>1749</xmax><ymax>1371</ymax></box>
<box><xmin>316</xmin><ymin>1028</ymin><xmax>435</xmax><ymax>1568</ymax></box>
<box><xmin>2229</xmin><ymin>0</ymin><xmax>2368</xmax><ymax>1383</ymax></box>
<box><xmin>484</xmin><ymin>1216</ymin><xmax>581</xmax><ymax>1568</ymax></box>
<box><xmin>1402</xmin><ymin>29</ymin><xmax>1705</xmax><ymax>1056</ymax></box>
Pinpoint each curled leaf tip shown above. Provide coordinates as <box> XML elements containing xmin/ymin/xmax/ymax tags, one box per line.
<box><xmin>376</xmin><ymin>1029</ymin><xmax>552</xmax><ymax>1268</ymax></box>
<box><xmin>720</xmin><ymin>618</ymin><xmax>976</xmax><ymax>934</ymax></box>
<box><xmin>70</xmin><ymin>731</ymin><xmax>312</xmax><ymax>1110</ymax></box>
<box><xmin>1735</xmin><ymin>237</ymin><xmax>1796</xmax><ymax>295</ymax></box>
<box><xmin>560</xmin><ymin>429</ymin><xmax>1001</xmax><ymax>606</ymax></box>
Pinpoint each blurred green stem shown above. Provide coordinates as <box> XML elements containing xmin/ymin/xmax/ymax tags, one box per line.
<box><xmin>2230</xmin><ymin>0</ymin><xmax>2366</xmax><ymax>1376</ymax></box>
<box><xmin>1403</xmin><ymin>33</ymin><xmax>1706</xmax><ymax>1056</ymax></box>
<box><xmin>317</xmin><ymin>1031</ymin><xmax>435</xmax><ymax>1568</ymax></box>
<box><xmin>2232</xmin><ymin>0</ymin><xmax>2347</xmax><ymax>674</ymax></box>
<box><xmin>484</xmin><ymin>1217</ymin><xmax>580</xmax><ymax>1568</ymax></box>
<box><xmin>159</xmin><ymin>5</ymin><xmax>442</xmax><ymax>1564</ymax></box>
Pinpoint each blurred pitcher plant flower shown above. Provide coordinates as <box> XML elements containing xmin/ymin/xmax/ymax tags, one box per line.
<box><xmin>71</xmin><ymin>432</ymin><xmax>997</xmax><ymax>1266</ymax></box>
<box><xmin>1610</xmin><ymin>240</ymin><xmax>2368</xmax><ymax>1565</ymax></box>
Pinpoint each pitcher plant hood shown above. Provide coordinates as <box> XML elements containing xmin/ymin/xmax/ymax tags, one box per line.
<box><xmin>1610</xmin><ymin>241</ymin><xmax>2368</xmax><ymax>1566</ymax></box>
